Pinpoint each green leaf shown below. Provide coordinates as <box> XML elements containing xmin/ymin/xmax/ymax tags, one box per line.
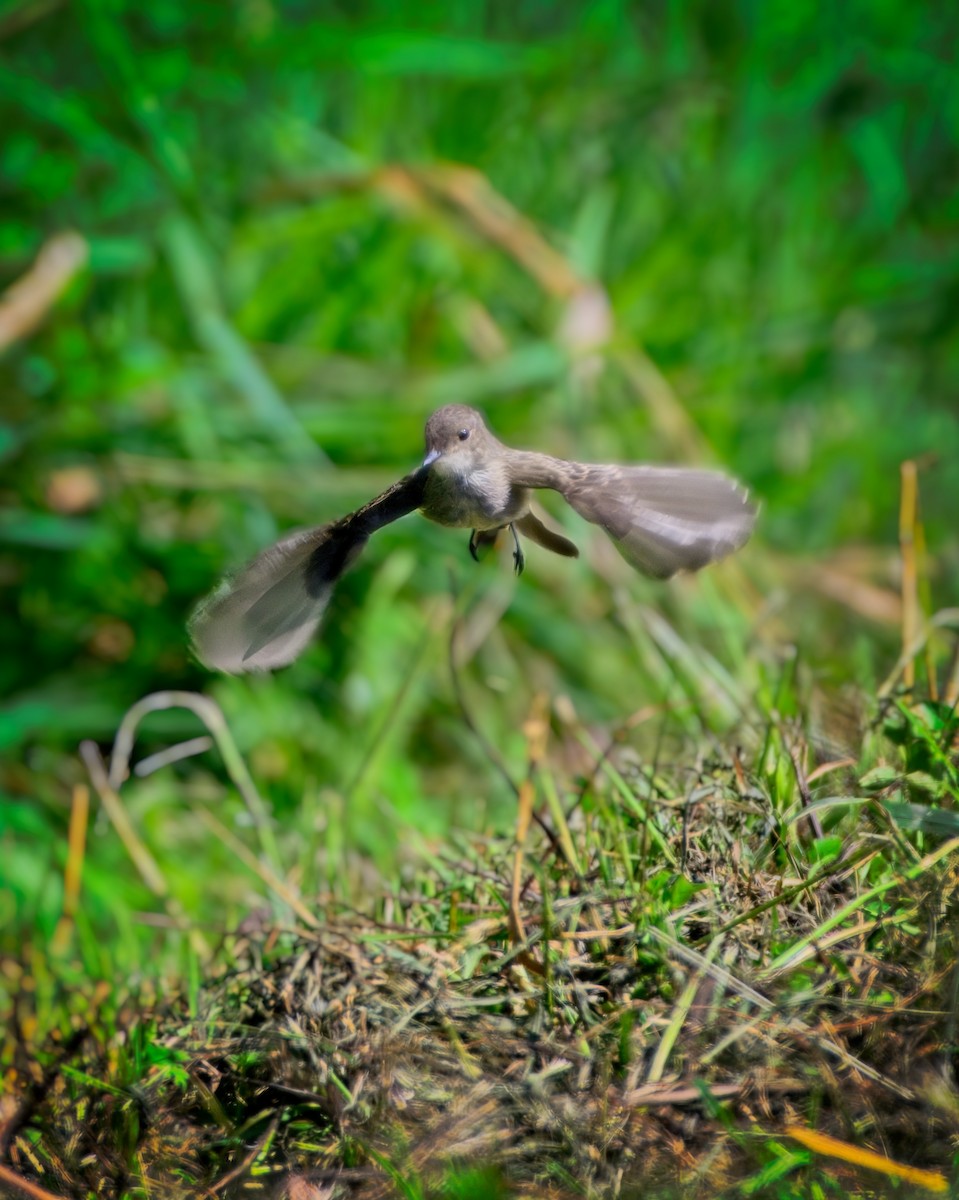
<box><xmin>885</xmin><ymin>802</ymin><xmax>959</xmax><ymax>839</ymax></box>
<box><xmin>859</xmin><ymin>766</ymin><xmax>899</xmax><ymax>792</ymax></box>
<box><xmin>905</xmin><ymin>770</ymin><xmax>947</xmax><ymax>799</ymax></box>
<box><xmin>0</xmin><ymin>509</ymin><xmax>102</xmax><ymax>549</ymax></box>
<box><xmin>810</xmin><ymin>836</ymin><xmax>843</xmax><ymax>863</ymax></box>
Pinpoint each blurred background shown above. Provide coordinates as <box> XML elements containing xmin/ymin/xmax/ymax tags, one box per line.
<box><xmin>1</xmin><ymin>2</ymin><xmax>957</xmax><ymax>942</ymax></box>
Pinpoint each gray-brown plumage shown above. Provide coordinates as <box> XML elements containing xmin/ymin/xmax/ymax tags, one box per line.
<box><xmin>190</xmin><ymin>404</ymin><xmax>756</xmax><ymax>672</ymax></box>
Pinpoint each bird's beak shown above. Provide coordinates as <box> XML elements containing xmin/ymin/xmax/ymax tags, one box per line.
<box><xmin>423</xmin><ymin>449</ymin><xmax>441</xmax><ymax>467</ymax></box>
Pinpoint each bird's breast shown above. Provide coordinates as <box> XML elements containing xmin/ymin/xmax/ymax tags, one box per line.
<box><xmin>421</xmin><ymin>461</ymin><xmax>528</xmax><ymax>529</ymax></box>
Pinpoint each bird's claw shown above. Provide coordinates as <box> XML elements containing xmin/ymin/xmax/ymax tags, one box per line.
<box><xmin>469</xmin><ymin>526</ymin><xmax>524</xmax><ymax>574</ymax></box>
<box><xmin>509</xmin><ymin>524</ymin><xmax>525</xmax><ymax>575</ymax></box>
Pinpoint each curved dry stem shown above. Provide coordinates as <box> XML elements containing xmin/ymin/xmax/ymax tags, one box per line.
<box><xmin>107</xmin><ymin>689</ymin><xmax>280</xmax><ymax>870</ymax></box>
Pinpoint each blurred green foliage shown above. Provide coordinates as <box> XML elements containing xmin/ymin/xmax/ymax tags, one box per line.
<box><xmin>1</xmin><ymin>0</ymin><xmax>957</xmax><ymax>927</ymax></box>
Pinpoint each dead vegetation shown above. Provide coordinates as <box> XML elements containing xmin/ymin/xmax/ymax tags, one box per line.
<box><xmin>5</xmin><ymin>726</ymin><xmax>959</xmax><ymax>1199</ymax></box>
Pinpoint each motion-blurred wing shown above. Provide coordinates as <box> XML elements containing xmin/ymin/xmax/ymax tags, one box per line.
<box><xmin>189</xmin><ymin>524</ymin><xmax>351</xmax><ymax>673</ymax></box>
<box><xmin>189</xmin><ymin>469</ymin><xmax>428</xmax><ymax>673</ymax></box>
<box><xmin>559</xmin><ymin>464</ymin><xmax>756</xmax><ymax>579</ymax></box>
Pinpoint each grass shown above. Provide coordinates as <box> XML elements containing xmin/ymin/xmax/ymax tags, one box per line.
<box><xmin>4</xmin><ymin>641</ymin><xmax>959</xmax><ymax>1196</ymax></box>
<box><xmin>5</xmin><ymin>461</ymin><xmax>959</xmax><ymax>1194</ymax></box>
<box><xmin>2</xmin><ymin>1</ymin><xmax>959</xmax><ymax>1195</ymax></box>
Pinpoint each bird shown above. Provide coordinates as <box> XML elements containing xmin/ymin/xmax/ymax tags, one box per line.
<box><xmin>189</xmin><ymin>404</ymin><xmax>756</xmax><ymax>673</ymax></box>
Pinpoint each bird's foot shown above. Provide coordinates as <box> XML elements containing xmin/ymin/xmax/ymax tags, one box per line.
<box><xmin>509</xmin><ymin>524</ymin><xmax>525</xmax><ymax>575</ymax></box>
<box><xmin>468</xmin><ymin>529</ymin><xmax>480</xmax><ymax>562</ymax></box>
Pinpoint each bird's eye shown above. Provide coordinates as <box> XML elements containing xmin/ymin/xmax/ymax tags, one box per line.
<box><xmin>458</xmin><ymin>428</ymin><xmax>471</xmax><ymax>441</ymax></box>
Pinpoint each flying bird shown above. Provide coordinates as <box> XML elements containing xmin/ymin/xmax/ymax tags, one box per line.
<box><xmin>190</xmin><ymin>405</ymin><xmax>756</xmax><ymax>672</ymax></box>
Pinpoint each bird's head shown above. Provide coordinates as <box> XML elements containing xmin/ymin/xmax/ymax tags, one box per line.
<box><xmin>422</xmin><ymin>405</ymin><xmax>493</xmax><ymax>469</ymax></box>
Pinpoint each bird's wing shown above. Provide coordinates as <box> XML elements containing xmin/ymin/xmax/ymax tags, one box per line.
<box><xmin>559</xmin><ymin>463</ymin><xmax>756</xmax><ymax>578</ymax></box>
<box><xmin>505</xmin><ymin>453</ymin><xmax>756</xmax><ymax>579</ymax></box>
<box><xmin>189</xmin><ymin>468</ymin><xmax>429</xmax><ymax>673</ymax></box>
